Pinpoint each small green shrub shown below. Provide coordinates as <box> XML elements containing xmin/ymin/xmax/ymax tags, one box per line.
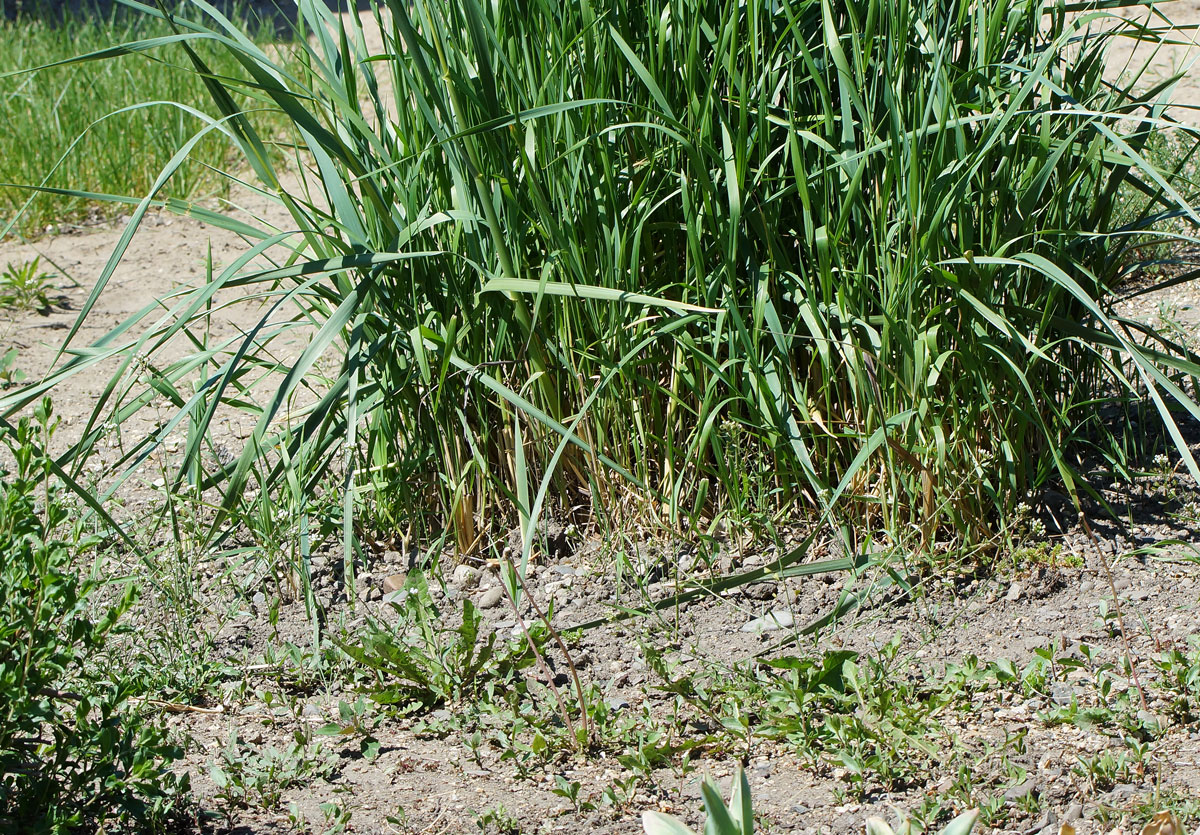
<box><xmin>209</xmin><ymin>731</ymin><xmax>336</xmax><ymax>815</ymax></box>
<box><xmin>0</xmin><ymin>401</ymin><xmax>188</xmax><ymax>833</ymax></box>
<box><xmin>0</xmin><ymin>347</ymin><xmax>24</xmax><ymax>388</ymax></box>
<box><xmin>866</xmin><ymin>809</ymin><xmax>979</xmax><ymax>835</ymax></box>
<box><xmin>642</xmin><ymin>767</ymin><xmax>753</xmax><ymax>835</ymax></box>
<box><xmin>336</xmin><ymin>572</ymin><xmax>539</xmax><ymax>711</ymax></box>
<box><xmin>0</xmin><ymin>257</ymin><xmax>59</xmax><ymax>313</ymax></box>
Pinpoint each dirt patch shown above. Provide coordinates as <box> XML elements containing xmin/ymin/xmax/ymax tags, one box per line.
<box><xmin>142</xmin><ymin>519</ymin><xmax>1200</xmax><ymax>835</ymax></box>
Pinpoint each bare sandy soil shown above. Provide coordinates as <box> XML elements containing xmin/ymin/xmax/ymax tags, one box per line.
<box><xmin>2</xmin><ymin>6</ymin><xmax>1200</xmax><ymax>835</ymax></box>
<box><xmin>1103</xmin><ymin>1</ymin><xmax>1200</xmax><ymax>126</ymax></box>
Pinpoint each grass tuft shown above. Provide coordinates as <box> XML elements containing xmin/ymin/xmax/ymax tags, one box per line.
<box><xmin>4</xmin><ymin>0</ymin><xmax>1200</xmax><ymax>583</ymax></box>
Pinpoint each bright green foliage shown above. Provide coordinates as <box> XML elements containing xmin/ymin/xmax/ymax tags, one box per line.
<box><xmin>209</xmin><ymin>732</ymin><xmax>336</xmax><ymax>815</ymax></box>
<box><xmin>0</xmin><ymin>2</ymin><xmax>293</xmax><ymax>237</ymax></box>
<box><xmin>6</xmin><ymin>0</ymin><xmax>1200</xmax><ymax>570</ymax></box>
<box><xmin>648</xmin><ymin>640</ymin><xmax>956</xmax><ymax>797</ymax></box>
<box><xmin>0</xmin><ymin>347</ymin><xmax>25</xmax><ymax>388</ymax></box>
<box><xmin>0</xmin><ymin>402</ymin><xmax>187</xmax><ymax>833</ymax></box>
<box><xmin>866</xmin><ymin>809</ymin><xmax>979</xmax><ymax>835</ymax></box>
<box><xmin>642</xmin><ymin>766</ymin><xmax>753</xmax><ymax>835</ymax></box>
<box><xmin>335</xmin><ymin>572</ymin><xmax>540</xmax><ymax>710</ymax></box>
<box><xmin>0</xmin><ymin>257</ymin><xmax>58</xmax><ymax>313</ymax></box>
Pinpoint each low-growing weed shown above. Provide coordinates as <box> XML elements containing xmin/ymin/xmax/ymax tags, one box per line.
<box><xmin>731</xmin><ymin>640</ymin><xmax>959</xmax><ymax>797</ymax></box>
<box><xmin>209</xmin><ymin>730</ymin><xmax>337</xmax><ymax>815</ymax></box>
<box><xmin>865</xmin><ymin>809</ymin><xmax>979</xmax><ymax>835</ymax></box>
<box><xmin>0</xmin><ymin>257</ymin><xmax>59</xmax><ymax>313</ymax></box>
<box><xmin>1152</xmin><ymin>636</ymin><xmax>1200</xmax><ymax>724</ymax></box>
<box><xmin>0</xmin><ymin>400</ymin><xmax>188</xmax><ymax>831</ymax></box>
<box><xmin>633</xmin><ymin>634</ymin><xmax>1194</xmax><ymax>821</ymax></box>
<box><xmin>551</xmin><ymin>775</ymin><xmax>595</xmax><ymax>814</ymax></box>
<box><xmin>318</xmin><ymin>800</ymin><xmax>354</xmax><ymax>833</ymax></box>
<box><xmin>1128</xmin><ymin>791</ymin><xmax>1200</xmax><ymax>833</ymax></box>
<box><xmin>337</xmin><ymin>573</ymin><xmax>539</xmax><ymax>711</ymax></box>
<box><xmin>600</xmin><ymin>774</ymin><xmax>642</xmax><ymax>811</ymax></box>
<box><xmin>1074</xmin><ymin>747</ymin><xmax>1141</xmax><ymax>793</ymax></box>
<box><xmin>642</xmin><ymin>766</ymin><xmax>754</xmax><ymax>835</ymax></box>
<box><xmin>287</xmin><ymin>796</ymin><xmax>354</xmax><ymax>834</ymax></box>
<box><xmin>0</xmin><ymin>346</ymin><xmax>24</xmax><ymax>388</ymax></box>
<box><xmin>314</xmin><ymin>696</ymin><xmax>382</xmax><ymax>761</ymax></box>
<box><xmin>474</xmin><ymin>804</ymin><xmax>521</xmax><ymax>834</ymax></box>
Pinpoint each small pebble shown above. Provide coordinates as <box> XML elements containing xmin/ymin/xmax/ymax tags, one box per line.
<box><xmin>451</xmin><ymin>564</ymin><xmax>479</xmax><ymax>589</ymax></box>
<box><xmin>1003</xmin><ymin>778</ymin><xmax>1037</xmax><ymax>802</ymax></box>
<box><xmin>478</xmin><ymin>586</ymin><xmax>504</xmax><ymax>609</ymax></box>
<box><xmin>740</xmin><ymin>610</ymin><xmax>795</xmax><ymax>633</ymax></box>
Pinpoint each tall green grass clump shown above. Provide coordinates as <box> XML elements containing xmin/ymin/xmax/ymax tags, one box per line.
<box><xmin>7</xmin><ymin>0</ymin><xmax>1200</xmax><ymax>573</ymax></box>
<box><xmin>0</xmin><ymin>1</ymin><xmax>293</xmax><ymax>237</ymax></box>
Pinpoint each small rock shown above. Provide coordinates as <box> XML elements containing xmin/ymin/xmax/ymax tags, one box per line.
<box><xmin>744</xmin><ymin>583</ymin><xmax>776</xmax><ymax>601</ymax></box>
<box><xmin>478</xmin><ymin>586</ymin><xmax>504</xmax><ymax>609</ymax></box>
<box><xmin>740</xmin><ymin>610</ymin><xmax>795</xmax><ymax>633</ymax></box>
<box><xmin>251</xmin><ymin>592</ymin><xmax>266</xmax><ymax>609</ymax></box>
<box><xmin>1137</xmin><ymin>710</ymin><xmax>1165</xmax><ymax>731</ymax></box>
<box><xmin>1006</xmin><ymin>582</ymin><xmax>1023</xmax><ymax>602</ymax></box>
<box><xmin>1108</xmin><ymin>783</ymin><xmax>1136</xmax><ymax>800</ymax></box>
<box><xmin>1064</xmin><ymin>802</ymin><xmax>1083</xmax><ymax>822</ymax></box>
<box><xmin>382</xmin><ymin>573</ymin><xmax>407</xmax><ymax>593</ymax></box>
<box><xmin>452</xmin><ymin>564</ymin><xmax>479</xmax><ymax>589</ymax></box>
<box><xmin>1031</xmin><ymin>808</ymin><xmax>1057</xmax><ymax>834</ymax></box>
<box><xmin>1003</xmin><ymin>778</ymin><xmax>1037</xmax><ymax>802</ymax></box>
<box><xmin>1050</xmin><ymin>684</ymin><xmax>1075</xmax><ymax>706</ymax></box>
